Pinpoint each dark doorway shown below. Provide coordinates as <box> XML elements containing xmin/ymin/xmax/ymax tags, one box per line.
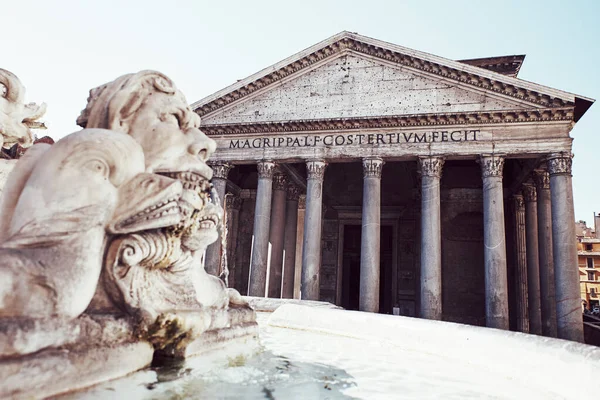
<box><xmin>380</xmin><ymin>225</ymin><xmax>394</xmax><ymax>314</ymax></box>
<box><xmin>341</xmin><ymin>224</ymin><xmax>395</xmax><ymax>313</ymax></box>
<box><xmin>341</xmin><ymin>225</ymin><xmax>361</xmax><ymax>311</ymax></box>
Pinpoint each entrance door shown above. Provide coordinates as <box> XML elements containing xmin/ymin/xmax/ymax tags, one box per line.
<box><xmin>340</xmin><ymin>224</ymin><xmax>395</xmax><ymax>313</ymax></box>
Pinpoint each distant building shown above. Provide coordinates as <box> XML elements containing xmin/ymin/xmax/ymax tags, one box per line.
<box><xmin>577</xmin><ymin>214</ymin><xmax>600</xmax><ymax>311</ymax></box>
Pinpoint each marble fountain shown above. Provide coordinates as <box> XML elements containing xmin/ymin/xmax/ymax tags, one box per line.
<box><xmin>0</xmin><ymin>68</ymin><xmax>599</xmax><ymax>399</ymax></box>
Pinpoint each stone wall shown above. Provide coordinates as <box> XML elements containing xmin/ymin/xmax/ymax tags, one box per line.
<box><xmin>441</xmin><ymin>189</ymin><xmax>485</xmax><ymax>326</ymax></box>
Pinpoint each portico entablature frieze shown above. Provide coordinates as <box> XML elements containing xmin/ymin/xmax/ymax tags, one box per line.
<box><xmin>206</xmin><ymin>122</ymin><xmax>573</xmax><ymax>164</ymax></box>
<box><xmin>200</xmin><ymin>107</ymin><xmax>574</xmax><ymax>136</ymax></box>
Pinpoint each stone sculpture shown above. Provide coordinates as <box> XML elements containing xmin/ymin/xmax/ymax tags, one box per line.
<box><xmin>0</xmin><ymin>71</ymin><xmax>257</xmax><ymax>399</ymax></box>
<box><xmin>0</xmin><ymin>129</ymin><xmax>183</xmax><ymax>319</ymax></box>
<box><xmin>76</xmin><ymin>70</ymin><xmax>254</xmax><ymax>352</ymax></box>
<box><xmin>0</xmin><ymin>69</ymin><xmax>46</xmax><ymax>155</ymax></box>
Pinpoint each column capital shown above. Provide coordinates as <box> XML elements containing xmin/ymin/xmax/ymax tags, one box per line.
<box><xmin>532</xmin><ymin>169</ymin><xmax>550</xmax><ymax>190</ymax></box>
<box><xmin>225</xmin><ymin>193</ymin><xmax>242</xmax><ymax>210</ymax></box>
<box><xmin>362</xmin><ymin>157</ymin><xmax>384</xmax><ymax>178</ymax></box>
<box><xmin>209</xmin><ymin>162</ymin><xmax>233</xmax><ymax>179</ymax></box>
<box><xmin>257</xmin><ymin>160</ymin><xmax>276</xmax><ymax>179</ymax></box>
<box><xmin>298</xmin><ymin>194</ymin><xmax>306</xmax><ymax>209</ymax></box>
<box><xmin>546</xmin><ymin>153</ymin><xmax>573</xmax><ymax>176</ymax></box>
<box><xmin>513</xmin><ymin>193</ymin><xmax>525</xmax><ymax>210</ymax></box>
<box><xmin>522</xmin><ymin>183</ymin><xmax>537</xmax><ymax>202</ymax></box>
<box><xmin>306</xmin><ymin>159</ymin><xmax>327</xmax><ymax>180</ymax></box>
<box><xmin>479</xmin><ymin>154</ymin><xmax>505</xmax><ymax>178</ymax></box>
<box><xmin>273</xmin><ymin>173</ymin><xmax>288</xmax><ymax>191</ymax></box>
<box><xmin>418</xmin><ymin>156</ymin><xmax>445</xmax><ymax>178</ymax></box>
<box><xmin>287</xmin><ymin>184</ymin><xmax>301</xmax><ymax>201</ymax></box>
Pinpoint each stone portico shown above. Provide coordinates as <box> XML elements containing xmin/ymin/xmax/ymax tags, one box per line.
<box><xmin>194</xmin><ymin>32</ymin><xmax>593</xmax><ymax>342</ymax></box>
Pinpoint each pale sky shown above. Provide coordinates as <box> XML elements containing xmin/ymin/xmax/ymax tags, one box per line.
<box><xmin>3</xmin><ymin>0</ymin><xmax>598</xmax><ymax>221</ymax></box>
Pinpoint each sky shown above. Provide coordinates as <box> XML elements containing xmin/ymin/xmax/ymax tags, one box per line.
<box><xmin>3</xmin><ymin>0</ymin><xmax>598</xmax><ymax>221</ymax></box>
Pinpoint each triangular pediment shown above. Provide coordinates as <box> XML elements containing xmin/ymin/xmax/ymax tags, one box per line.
<box><xmin>200</xmin><ymin>53</ymin><xmax>535</xmax><ymax>125</ymax></box>
<box><xmin>193</xmin><ymin>32</ymin><xmax>593</xmax><ymax>127</ymax></box>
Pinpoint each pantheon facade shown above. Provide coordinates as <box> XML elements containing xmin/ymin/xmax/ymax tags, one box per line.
<box><xmin>192</xmin><ymin>32</ymin><xmax>594</xmax><ymax>342</ymax></box>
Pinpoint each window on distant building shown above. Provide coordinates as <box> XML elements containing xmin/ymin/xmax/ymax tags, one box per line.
<box><xmin>586</xmin><ymin>244</ymin><xmax>593</xmax><ymax>251</ymax></box>
<box><xmin>591</xmin><ymin>288</ymin><xmax>597</xmax><ymax>297</ymax></box>
<box><xmin>587</xmin><ymin>258</ymin><xmax>594</xmax><ymax>268</ymax></box>
<box><xmin>588</xmin><ymin>271</ymin><xmax>595</xmax><ymax>281</ymax></box>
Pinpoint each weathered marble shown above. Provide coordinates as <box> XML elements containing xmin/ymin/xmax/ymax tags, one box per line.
<box><xmin>512</xmin><ymin>194</ymin><xmax>529</xmax><ymax>333</ymax></box>
<box><xmin>248</xmin><ymin>161</ymin><xmax>275</xmax><ymax>296</ymax></box>
<box><xmin>301</xmin><ymin>160</ymin><xmax>326</xmax><ymax>300</ymax></box>
<box><xmin>534</xmin><ymin>169</ymin><xmax>557</xmax><ymax>337</ymax></box>
<box><xmin>0</xmin><ymin>69</ymin><xmax>46</xmax><ymax>152</ymax></box>
<box><xmin>0</xmin><ymin>160</ymin><xmax>16</xmax><ymax>198</ymax></box>
<box><xmin>523</xmin><ymin>183</ymin><xmax>542</xmax><ymax>335</ymax></box>
<box><xmin>419</xmin><ymin>156</ymin><xmax>444</xmax><ymax>320</ymax></box>
<box><xmin>282</xmin><ymin>185</ymin><xmax>300</xmax><ymax>299</ymax></box>
<box><xmin>359</xmin><ymin>157</ymin><xmax>383</xmax><ymax>313</ymax></box>
<box><xmin>547</xmin><ymin>154</ymin><xmax>584</xmax><ymax>342</ymax></box>
<box><xmin>267</xmin><ymin>172</ymin><xmax>287</xmax><ymax>298</ymax></box>
<box><xmin>480</xmin><ymin>155</ymin><xmax>509</xmax><ymax>330</ymax></box>
<box><xmin>205</xmin><ymin>162</ymin><xmax>233</xmax><ymax>277</ymax></box>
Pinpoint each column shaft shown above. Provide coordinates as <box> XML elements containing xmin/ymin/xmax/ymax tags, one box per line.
<box><xmin>248</xmin><ymin>161</ymin><xmax>275</xmax><ymax>297</ymax></box>
<box><xmin>267</xmin><ymin>173</ymin><xmax>288</xmax><ymax>298</ymax></box>
<box><xmin>205</xmin><ymin>163</ymin><xmax>232</xmax><ymax>276</ymax></box>
<box><xmin>513</xmin><ymin>195</ymin><xmax>529</xmax><ymax>332</ymax></box>
<box><xmin>226</xmin><ymin>195</ymin><xmax>241</xmax><ymax>291</ymax></box>
<box><xmin>480</xmin><ymin>155</ymin><xmax>509</xmax><ymax>330</ymax></box>
<box><xmin>523</xmin><ymin>184</ymin><xmax>542</xmax><ymax>334</ymax></box>
<box><xmin>534</xmin><ymin>170</ymin><xmax>558</xmax><ymax>337</ymax></box>
<box><xmin>548</xmin><ymin>154</ymin><xmax>584</xmax><ymax>342</ymax></box>
<box><xmin>301</xmin><ymin>160</ymin><xmax>326</xmax><ymax>300</ymax></box>
<box><xmin>360</xmin><ymin>157</ymin><xmax>384</xmax><ymax>313</ymax></box>
<box><xmin>282</xmin><ymin>185</ymin><xmax>300</xmax><ymax>299</ymax></box>
<box><xmin>419</xmin><ymin>157</ymin><xmax>444</xmax><ymax>320</ymax></box>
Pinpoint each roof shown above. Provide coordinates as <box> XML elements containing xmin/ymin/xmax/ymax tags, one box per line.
<box><xmin>192</xmin><ymin>31</ymin><xmax>594</xmax><ymax>122</ymax></box>
<box><xmin>458</xmin><ymin>55</ymin><xmax>526</xmax><ymax>78</ymax></box>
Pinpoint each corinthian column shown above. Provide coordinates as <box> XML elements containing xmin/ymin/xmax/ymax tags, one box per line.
<box><xmin>282</xmin><ymin>184</ymin><xmax>300</xmax><ymax>299</ymax></box>
<box><xmin>359</xmin><ymin>157</ymin><xmax>384</xmax><ymax>313</ymax></box>
<box><xmin>513</xmin><ymin>194</ymin><xmax>529</xmax><ymax>333</ymax></box>
<box><xmin>547</xmin><ymin>153</ymin><xmax>584</xmax><ymax>342</ymax></box>
<box><xmin>267</xmin><ymin>172</ymin><xmax>288</xmax><ymax>298</ymax></box>
<box><xmin>480</xmin><ymin>155</ymin><xmax>509</xmax><ymax>330</ymax></box>
<box><xmin>523</xmin><ymin>183</ymin><xmax>542</xmax><ymax>335</ymax></box>
<box><xmin>301</xmin><ymin>160</ymin><xmax>327</xmax><ymax>300</ymax></box>
<box><xmin>248</xmin><ymin>161</ymin><xmax>275</xmax><ymax>297</ymax></box>
<box><xmin>418</xmin><ymin>156</ymin><xmax>444</xmax><ymax>320</ymax></box>
<box><xmin>226</xmin><ymin>195</ymin><xmax>242</xmax><ymax>291</ymax></box>
<box><xmin>533</xmin><ymin>169</ymin><xmax>558</xmax><ymax>337</ymax></box>
<box><xmin>205</xmin><ymin>162</ymin><xmax>233</xmax><ymax>276</ymax></box>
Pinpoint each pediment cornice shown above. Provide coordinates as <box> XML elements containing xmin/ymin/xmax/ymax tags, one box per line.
<box><xmin>200</xmin><ymin>107</ymin><xmax>573</xmax><ymax>135</ymax></box>
<box><xmin>193</xmin><ymin>33</ymin><xmax>587</xmax><ymax>119</ymax></box>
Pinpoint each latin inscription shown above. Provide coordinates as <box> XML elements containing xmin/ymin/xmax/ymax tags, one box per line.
<box><xmin>229</xmin><ymin>130</ymin><xmax>480</xmax><ymax>149</ymax></box>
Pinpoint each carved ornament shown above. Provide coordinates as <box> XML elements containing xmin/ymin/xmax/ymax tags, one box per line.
<box><xmin>306</xmin><ymin>159</ymin><xmax>326</xmax><ymax>180</ymax></box>
<box><xmin>298</xmin><ymin>194</ymin><xmax>307</xmax><ymax>209</ymax></box>
<box><xmin>287</xmin><ymin>184</ymin><xmax>301</xmax><ymax>201</ymax></box>
<box><xmin>513</xmin><ymin>194</ymin><xmax>525</xmax><ymax>210</ymax></box>
<box><xmin>522</xmin><ymin>184</ymin><xmax>537</xmax><ymax>202</ymax></box>
<box><xmin>273</xmin><ymin>173</ymin><xmax>288</xmax><ymax>191</ymax></box>
<box><xmin>479</xmin><ymin>155</ymin><xmax>505</xmax><ymax>178</ymax></box>
<box><xmin>363</xmin><ymin>157</ymin><xmax>384</xmax><ymax>178</ymax></box>
<box><xmin>209</xmin><ymin>162</ymin><xmax>233</xmax><ymax>179</ymax></box>
<box><xmin>546</xmin><ymin>153</ymin><xmax>572</xmax><ymax>176</ymax></box>
<box><xmin>200</xmin><ymin>108</ymin><xmax>573</xmax><ymax>135</ymax></box>
<box><xmin>532</xmin><ymin>169</ymin><xmax>550</xmax><ymax>190</ymax></box>
<box><xmin>418</xmin><ymin>156</ymin><xmax>444</xmax><ymax>178</ymax></box>
<box><xmin>257</xmin><ymin>160</ymin><xmax>276</xmax><ymax>179</ymax></box>
<box><xmin>225</xmin><ymin>194</ymin><xmax>242</xmax><ymax>210</ymax></box>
